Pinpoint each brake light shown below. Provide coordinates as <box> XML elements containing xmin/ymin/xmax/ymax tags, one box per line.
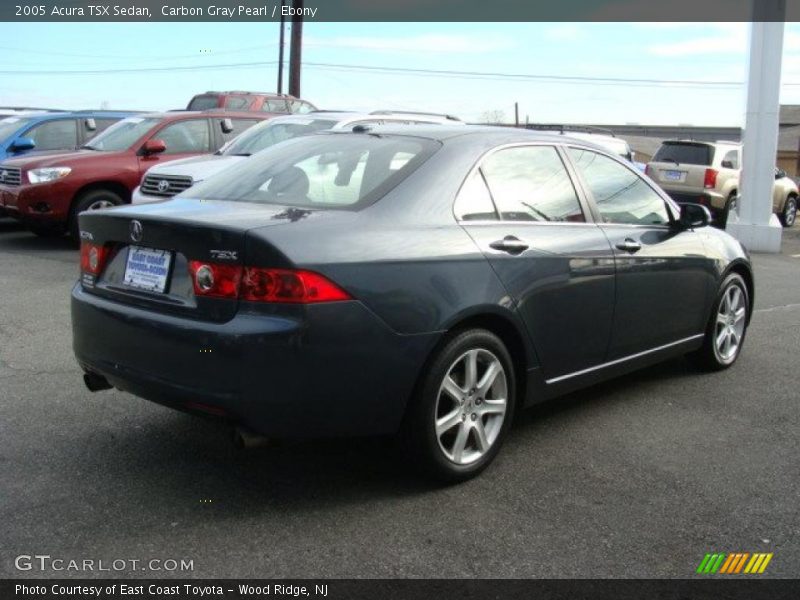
<box><xmin>80</xmin><ymin>241</ymin><xmax>110</xmax><ymax>276</ymax></box>
<box><xmin>188</xmin><ymin>261</ymin><xmax>242</xmax><ymax>298</ymax></box>
<box><xmin>188</xmin><ymin>262</ymin><xmax>351</xmax><ymax>303</ymax></box>
<box><xmin>241</xmin><ymin>268</ymin><xmax>352</xmax><ymax>303</ymax></box>
<box><xmin>704</xmin><ymin>168</ymin><xmax>718</xmax><ymax>189</ymax></box>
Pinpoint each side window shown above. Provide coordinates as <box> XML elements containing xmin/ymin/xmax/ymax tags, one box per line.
<box><xmin>155</xmin><ymin>120</ymin><xmax>211</xmax><ymax>154</ymax></box>
<box><xmin>480</xmin><ymin>145</ymin><xmax>585</xmax><ymax>222</ymax></box>
<box><xmin>568</xmin><ymin>148</ymin><xmax>670</xmax><ymax>226</ymax></box>
<box><xmin>721</xmin><ymin>150</ymin><xmax>739</xmax><ymax>170</ymax></box>
<box><xmin>454</xmin><ymin>170</ymin><xmax>498</xmax><ymax>221</ymax></box>
<box><xmin>25</xmin><ymin>119</ymin><xmax>78</xmax><ymax>151</ymax></box>
<box><xmin>263</xmin><ymin>99</ymin><xmax>289</xmax><ymax>113</ymax></box>
<box><xmin>223</xmin><ymin>96</ymin><xmax>250</xmax><ymax>110</ymax></box>
<box><xmin>289</xmin><ymin>100</ymin><xmax>314</xmax><ymax>114</ymax></box>
<box><xmin>220</xmin><ymin>119</ymin><xmax>259</xmax><ymax>143</ymax></box>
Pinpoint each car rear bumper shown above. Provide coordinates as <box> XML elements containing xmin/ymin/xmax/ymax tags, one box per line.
<box><xmin>71</xmin><ymin>283</ymin><xmax>437</xmax><ymax>438</ymax></box>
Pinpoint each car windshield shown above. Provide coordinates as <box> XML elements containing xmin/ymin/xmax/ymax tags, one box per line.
<box><xmin>186</xmin><ymin>133</ymin><xmax>440</xmax><ymax>209</ymax></box>
<box><xmin>0</xmin><ymin>117</ymin><xmax>32</xmax><ymax>141</ymax></box>
<box><xmin>83</xmin><ymin>117</ymin><xmax>160</xmax><ymax>151</ymax></box>
<box><xmin>653</xmin><ymin>142</ymin><xmax>713</xmax><ymax>166</ymax></box>
<box><xmin>222</xmin><ymin>118</ymin><xmax>338</xmax><ymax>156</ymax></box>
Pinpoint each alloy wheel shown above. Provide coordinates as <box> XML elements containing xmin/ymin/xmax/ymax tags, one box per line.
<box><xmin>434</xmin><ymin>348</ymin><xmax>508</xmax><ymax>465</ymax></box>
<box><xmin>784</xmin><ymin>198</ymin><xmax>797</xmax><ymax>227</ymax></box>
<box><xmin>86</xmin><ymin>199</ymin><xmax>116</xmax><ymax>211</ymax></box>
<box><xmin>714</xmin><ymin>284</ymin><xmax>746</xmax><ymax>364</ymax></box>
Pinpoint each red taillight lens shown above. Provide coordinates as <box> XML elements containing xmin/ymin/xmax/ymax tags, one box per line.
<box><xmin>188</xmin><ymin>261</ymin><xmax>242</xmax><ymax>298</ymax></box>
<box><xmin>704</xmin><ymin>168</ymin><xmax>718</xmax><ymax>189</ymax></box>
<box><xmin>80</xmin><ymin>241</ymin><xmax>109</xmax><ymax>276</ymax></box>
<box><xmin>241</xmin><ymin>268</ymin><xmax>351</xmax><ymax>303</ymax></box>
<box><xmin>188</xmin><ymin>262</ymin><xmax>351</xmax><ymax>304</ymax></box>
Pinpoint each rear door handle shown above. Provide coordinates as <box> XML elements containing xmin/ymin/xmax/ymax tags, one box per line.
<box><xmin>615</xmin><ymin>238</ymin><xmax>642</xmax><ymax>253</ymax></box>
<box><xmin>490</xmin><ymin>236</ymin><xmax>529</xmax><ymax>255</ymax></box>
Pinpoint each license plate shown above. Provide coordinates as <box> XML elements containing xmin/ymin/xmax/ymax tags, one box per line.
<box><xmin>123</xmin><ymin>246</ymin><xmax>171</xmax><ymax>293</ymax></box>
<box><xmin>663</xmin><ymin>170</ymin><xmax>684</xmax><ymax>181</ymax></box>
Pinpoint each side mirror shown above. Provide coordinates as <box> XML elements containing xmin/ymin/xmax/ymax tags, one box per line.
<box><xmin>678</xmin><ymin>202</ymin><xmax>711</xmax><ymax>229</ymax></box>
<box><xmin>220</xmin><ymin>118</ymin><xmax>234</xmax><ymax>134</ymax></box>
<box><xmin>142</xmin><ymin>139</ymin><xmax>166</xmax><ymax>155</ymax></box>
<box><xmin>85</xmin><ymin>118</ymin><xmax>97</xmax><ymax>132</ymax></box>
<box><xmin>11</xmin><ymin>137</ymin><xmax>36</xmax><ymax>152</ymax></box>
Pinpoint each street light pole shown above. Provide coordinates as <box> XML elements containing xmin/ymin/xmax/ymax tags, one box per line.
<box><xmin>277</xmin><ymin>0</ymin><xmax>286</xmax><ymax>94</ymax></box>
<box><xmin>288</xmin><ymin>0</ymin><xmax>303</xmax><ymax>98</ymax></box>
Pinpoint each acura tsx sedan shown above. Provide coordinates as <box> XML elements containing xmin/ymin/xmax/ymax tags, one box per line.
<box><xmin>71</xmin><ymin>126</ymin><xmax>753</xmax><ymax>481</ymax></box>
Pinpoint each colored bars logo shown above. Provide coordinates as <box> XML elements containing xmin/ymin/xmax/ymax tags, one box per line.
<box><xmin>696</xmin><ymin>552</ymin><xmax>773</xmax><ymax>574</ymax></box>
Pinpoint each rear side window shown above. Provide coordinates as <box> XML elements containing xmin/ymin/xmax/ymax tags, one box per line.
<box><xmin>721</xmin><ymin>150</ymin><xmax>740</xmax><ymax>169</ymax></box>
<box><xmin>653</xmin><ymin>142</ymin><xmax>712</xmax><ymax>166</ymax></box>
<box><xmin>156</xmin><ymin>119</ymin><xmax>210</xmax><ymax>154</ymax></box>
<box><xmin>288</xmin><ymin>100</ymin><xmax>315</xmax><ymax>114</ymax></box>
<box><xmin>569</xmin><ymin>148</ymin><xmax>670</xmax><ymax>226</ymax></box>
<box><xmin>263</xmin><ymin>99</ymin><xmax>289</xmax><ymax>113</ymax></box>
<box><xmin>187</xmin><ymin>95</ymin><xmax>220</xmax><ymax>111</ymax></box>
<box><xmin>480</xmin><ymin>145</ymin><xmax>585</xmax><ymax>222</ymax></box>
<box><xmin>224</xmin><ymin>96</ymin><xmax>250</xmax><ymax>110</ymax></box>
<box><xmin>25</xmin><ymin>119</ymin><xmax>78</xmax><ymax>151</ymax></box>
<box><xmin>454</xmin><ymin>170</ymin><xmax>498</xmax><ymax>221</ymax></box>
<box><xmin>186</xmin><ymin>134</ymin><xmax>440</xmax><ymax>209</ymax></box>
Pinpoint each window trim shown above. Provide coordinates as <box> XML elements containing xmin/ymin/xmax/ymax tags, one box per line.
<box><xmin>452</xmin><ymin>141</ymin><xmax>597</xmax><ymax>227</ymax></box>
<box><xmin>562</xmin><ymin>144</ymin><xmax>680</xmax><ymax>229</ymax></box>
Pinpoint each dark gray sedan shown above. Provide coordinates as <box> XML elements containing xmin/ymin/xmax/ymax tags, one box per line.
<box><xmin>71</xmin><ymin>126</ymin><xmax>753</xmax><ymax>481</ymax></box>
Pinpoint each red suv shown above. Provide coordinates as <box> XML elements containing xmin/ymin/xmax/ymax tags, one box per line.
<box><xmin>0</xmin><ymin>111</ymin><xmax>271</xmax><ymax>238</ymax></box>
<box><xmin>187</xmin><ymin>91</ymin><xmax>316</xmax><ymax>114</ymax></box>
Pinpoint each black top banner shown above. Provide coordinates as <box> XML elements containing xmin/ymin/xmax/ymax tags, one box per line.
<box><xmin>1</xmin><ymin>0</ymin><xmax>798</xmax><ymax>22</ymax></box>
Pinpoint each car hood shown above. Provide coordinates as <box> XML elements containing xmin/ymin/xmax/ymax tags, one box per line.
<box><xmin>144</xmin><ymin>154</ymin><xmax>244</xmax><ymax>180</ymax></box>
<box><xmin>1</xmin><ymin>149</ymin><xmax>126</xmax><ymax>168</ymax></box>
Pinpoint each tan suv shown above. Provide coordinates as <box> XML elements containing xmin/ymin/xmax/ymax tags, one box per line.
<box><xmin>646</xmin><ymin>140</ymin><xmax>798</xmax><ymax>227</ymax></box>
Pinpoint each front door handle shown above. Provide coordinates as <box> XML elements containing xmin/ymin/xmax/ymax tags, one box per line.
<box><xmin>615</xmin><ymin>238</ymin><xmax>642</xmax><ymax>253</ymax></box>
<box><xmin>490</xmin><ymin>236</ymin><xmax>529</xmax><ymax>255</ymax></box>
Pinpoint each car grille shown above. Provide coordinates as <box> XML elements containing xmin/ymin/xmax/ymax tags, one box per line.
<box><xmin>140</xmin><ymin>174</ymin><xmax>193</xmax><ymax>198</ymax></box>
<box><xmin>0</xmin><ymin>167</ymin><xmax>22</xmax><ymax>186</ymax></box>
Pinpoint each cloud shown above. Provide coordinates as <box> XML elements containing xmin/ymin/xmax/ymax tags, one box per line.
<box><xmin>304</xmin><ymin>34</ymin><xmax>513</xmax><ymax>54</ymax></box>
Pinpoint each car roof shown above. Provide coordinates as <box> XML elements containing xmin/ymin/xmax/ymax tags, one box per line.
<box><xmin>261</xmin><ymin>112</ymin><xmax>462</xmax><ymax>128</ymax></box>
<box><xmin>661</xmin><ymin>139</ymin><xmax>741</xmax><ymax>148</ymax></box>
<box><xmin>125</xmin><ymin>110</ymin><xmax>273</xmax><ymax>121</ymax></box>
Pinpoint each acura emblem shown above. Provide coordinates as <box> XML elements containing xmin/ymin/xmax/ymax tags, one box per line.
<box><xmin>130</xmin><ymin>220</ymin><xmax>143</xmax><ymax>242</ymax></box>
<box><xmin>157</xmin><ymin>179</ymin><xmax>170</xmax><ymax>193</ymax></box>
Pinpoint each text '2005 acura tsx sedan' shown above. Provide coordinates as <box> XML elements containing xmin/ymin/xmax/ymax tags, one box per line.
<box><xmin>71</xmin><ymin>126</ymin><xmax>753</xmax><ymax>481</ymax></box>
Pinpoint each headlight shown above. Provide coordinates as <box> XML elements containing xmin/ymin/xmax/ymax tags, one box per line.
<box><xmin>27</xmin><ymin>167</ymin><xmax>72</xmax><ymax>184</ymax></box>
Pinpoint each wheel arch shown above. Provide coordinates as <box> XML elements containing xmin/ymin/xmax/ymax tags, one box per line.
<box><xmin>69</xmin><ymin>180</ymin><xmax>130</xmax><ymax>215</ymax></box>
<box><xmin>724</xmin><ymin>260</ymin><xmax>755</xmax><ymax>324</ymax></box>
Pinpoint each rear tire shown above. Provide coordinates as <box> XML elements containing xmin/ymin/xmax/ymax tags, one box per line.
<box><xmin>69</xmin><ymin>189</ymin><xmax>123</xmax><ymax>239</ymax></box>
<box><xmin>780</xmin><ymin>196</ymin><xmax>797</xmax><ymax>228</ymax></box>
<box><xmin>687</xmin><ymin>273</ymin><xmax>749</xmax><ymax>371</ymax></box>
<box><xmin>401</xmin><ymin>329</ymin><xmax>516</xmax><ymax>483</ymax></box>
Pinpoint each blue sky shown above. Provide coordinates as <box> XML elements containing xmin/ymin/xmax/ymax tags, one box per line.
<box><xmin>1</xmin><ymin>21</ymin><xmax>800</xmax><ymax>125</ymax></box>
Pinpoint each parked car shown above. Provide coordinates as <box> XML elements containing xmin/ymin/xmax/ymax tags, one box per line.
<box><xmin>133</xmin><ymin>110</ymin><xmax>464</xmax><ymax>203</ymax></box>
<box><xmin>526</xmin><ymin>125</ymin><xmax>635</xmax><ymax>162</ymax></box>
<box><xmin>71</xmin><ymin>126</ymin><xmax>753</xmax><ymax>481</ymax></box>
<box><xmin>0</xmin><ymin>111</ymin><xmax>271</xmax><ymax>237</ymax></box>
<box><xmin>646</xmin><ymin>140</ymin><xmax>799</xmax><ymax>227</ymax></box>
<box><xmin>187</xmin><ymin>91</ymin><xmax>316</xmax><ymax>114</ymax></box>
<box><xmin>0</xmin><ymin>110</ymin><xmax>135</xmax><ymax>160</ymax></box>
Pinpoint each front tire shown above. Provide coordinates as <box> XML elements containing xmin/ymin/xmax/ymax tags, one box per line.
<box><xmin>780</xmin><ymin>196</ymin><xmax>797</xmax><ymax>228</ymax></box>
<box><xmin>402</xmin><ymin>329</ymin><xmax>516</xmax><ymax>483</ymax></box>
<box><xmin>69</xmin><ymin>189</ymin><xmax>123</xmax><ymax>239</ymax></box>
<box><xmin>687</xmin><ymin>273</ymin><xmax>749</xmax><ymax>371</ymax></box>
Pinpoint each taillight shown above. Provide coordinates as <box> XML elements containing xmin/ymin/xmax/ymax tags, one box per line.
<box><xmin>80</xmin><ymin>241</ymin><xmax>109</xmax><ymax>276</ymax></box>
<box><xmin>704</xmin><ymin>168</ymin><xmax>718</xmax><ymax>189</ymax></box>
<box><xmin>241</xmin><ymin>268</ymin><xmax>351</xmax><ymax>303</ymax></box>
<box><xmin>188</xmin><ymin>262</ymin><xmax>351</xmax><ymax>304</ymax></box>
<box><xmin>644</xmin><ymin>165</ymin><xmax>652</xmax><ymax>177</ymax></box>
<box><xmin>188</xmin><ymin>261</ymin><xmax>242</xmax><ymax>298</ymax></box>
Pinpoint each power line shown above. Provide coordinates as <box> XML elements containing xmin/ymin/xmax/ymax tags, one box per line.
<box><xmin>1</xmin><ymin>59</ymin><xmax>798</xmax><ymax>88</ymax></box>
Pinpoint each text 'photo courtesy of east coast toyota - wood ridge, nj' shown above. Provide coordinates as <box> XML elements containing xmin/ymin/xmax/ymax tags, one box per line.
<box><xmin>1</xmin><ymin>1</ymin><xmax>800</xmax><ymax>599</ymax></box>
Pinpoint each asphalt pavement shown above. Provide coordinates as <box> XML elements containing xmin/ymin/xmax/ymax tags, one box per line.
<box><xmin>1</xmin><ymin>219</ymin><xmax>798</xmax><ymax>579</ymax></box>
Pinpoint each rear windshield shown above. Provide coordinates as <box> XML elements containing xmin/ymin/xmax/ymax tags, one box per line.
<box><xmin>0</xmin><ymin>117</ymin><xmax>32</xmax><ymax>141</ymax></box>
<box><xmin>653</xmin><ymin>142</ymin><xmax>713</xmax><ymax>166</ymax></box>
<box><xmin>185</xmin><ymin>133</ymin><xmax>440</xmax><ymax>209</ymax></box>
<box><xmin>83</xmin><ymin>117</ymin><xmax>160</xmax><ymax>151</ymax></box>
<box><xmin>187</xmin><ymin>95</ymin><xmax>220</xmax><ymax>111</ymax></box>
<box><xmin>222</xmin><ymin>118</ymin><xmax>338</xmax><ymax>156</ymax></box>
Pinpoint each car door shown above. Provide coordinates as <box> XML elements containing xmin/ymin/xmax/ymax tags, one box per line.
<box><xmin>137</xmin><ymin>118</ymin><xmax>212</xmax><ymax>178</ymax></box>
<box><xmin>455</xmin><ymin>143</ymin><xmax>616</xmax><ymax>381</ymax></box>
<box><xmin>23</xmin><ymin>118</ymin><xmax>79</xmax><ymax>153</ymax></box>
<box><xmin>565</xmin><ymin>146</ymin><xmax>713</xmax><ymax>360</ymax></box>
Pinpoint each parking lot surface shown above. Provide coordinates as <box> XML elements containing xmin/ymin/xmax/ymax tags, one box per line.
<box><xmin>1</xmin><ymin>219</ymin><xmax>798</xmax><ymax>578</ymax></box>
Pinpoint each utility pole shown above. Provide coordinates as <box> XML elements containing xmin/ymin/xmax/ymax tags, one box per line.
<box><xmin>288</xmin><ymin>0</ymin><xmax>303</xmax><ymax>98</ymax></box>
<box><xmin>277</xmin><ymin>0</ymin><xmax>286</xmax><ymax>94</ymax></box>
